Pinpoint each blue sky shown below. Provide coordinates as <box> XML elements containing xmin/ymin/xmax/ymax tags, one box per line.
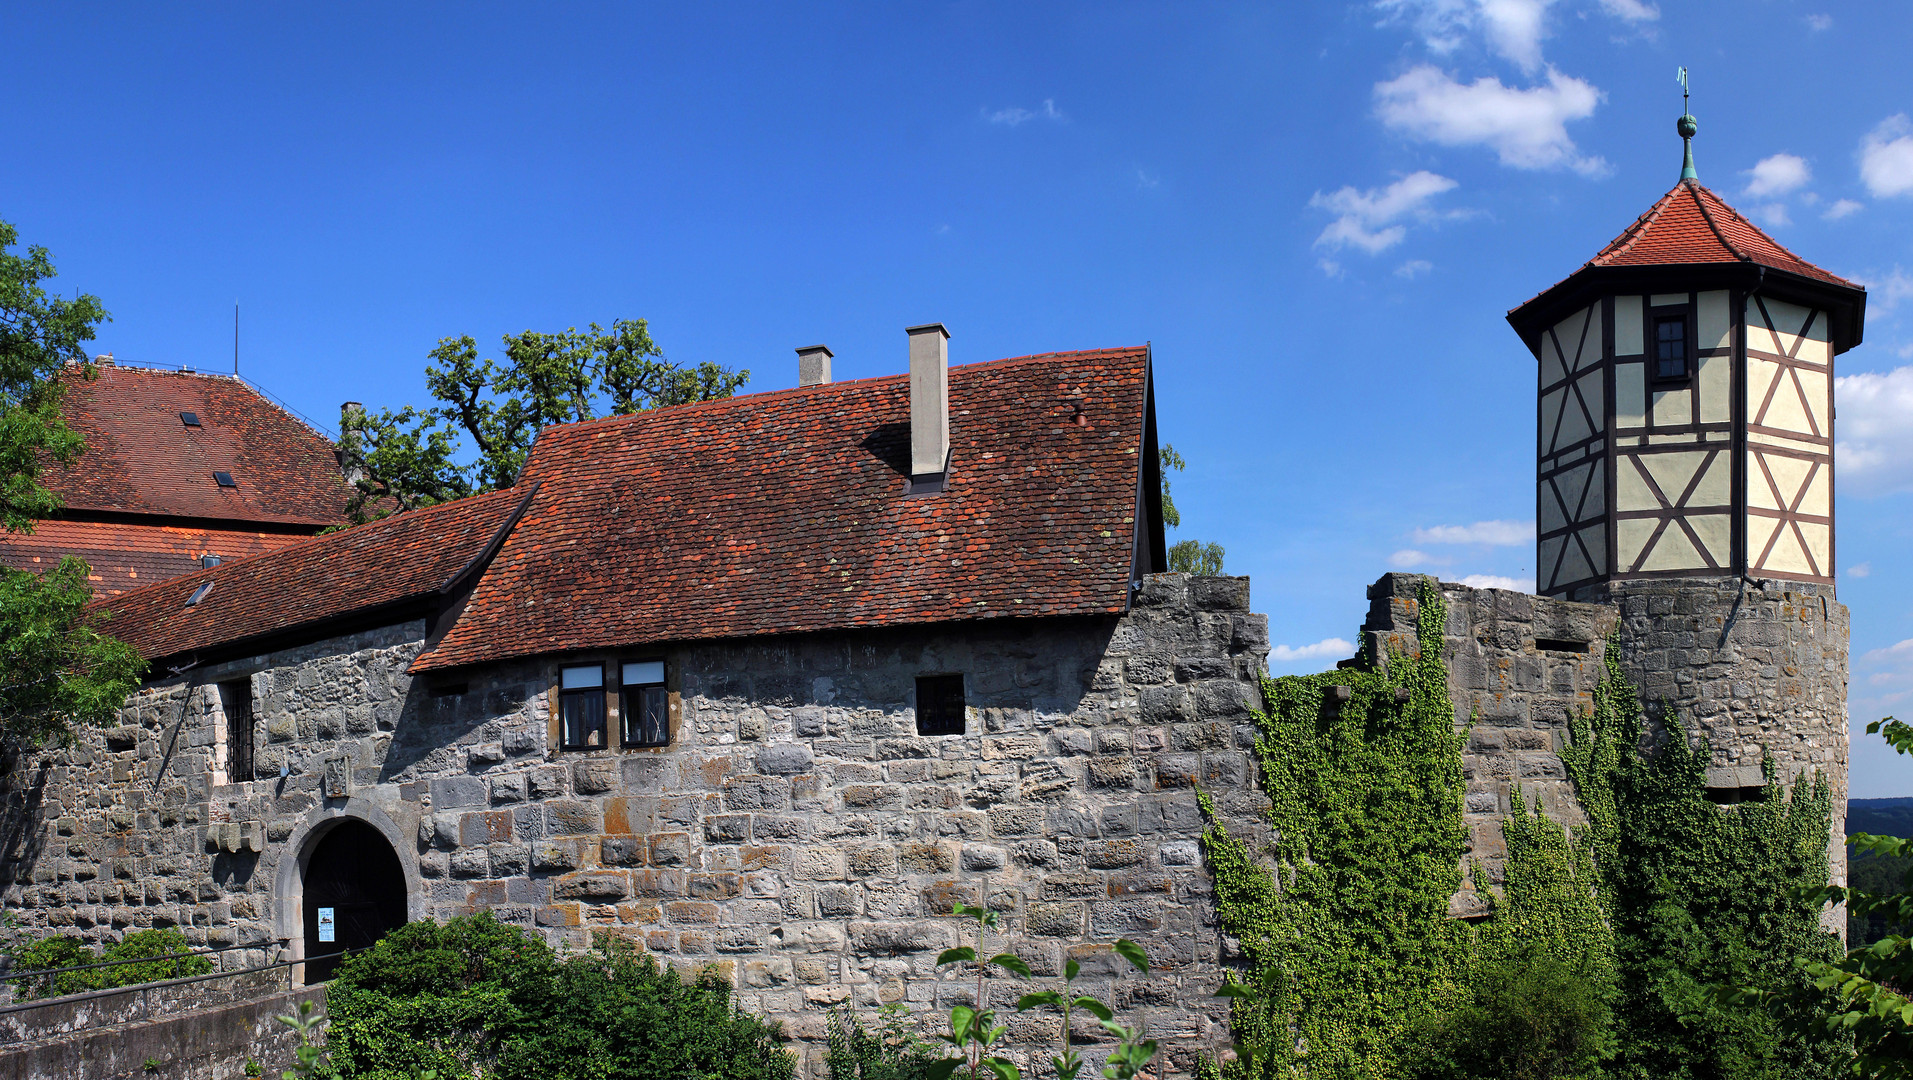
<box><xmin>5</xmin><ymin>3</ymin><xmax>1913</xmax><ymax>794</ymax></box>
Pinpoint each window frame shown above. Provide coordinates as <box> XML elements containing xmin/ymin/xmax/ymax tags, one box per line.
<box><xmin>1650</xmin><ymin>308</ymin><xmax>1693</xmax><ymax>384</ymax></box>
<box><xmin>619</xmin><ymin>659</ymin><xmax>670</xmax><ymax>748</ymax></box>
<box><xmin>218</xmin><ymin>678</ymin><xmax>254</xmax><ymax>782</ymax></box>
<box><xmin>915</xmin><ymin>673</ymin><xmax>967</xmax><ymax>737</ymax></box>
<box><xmin>557</xmin><ymin>663</ymin><xmax>608</xmax><ymax>751</ymax></box>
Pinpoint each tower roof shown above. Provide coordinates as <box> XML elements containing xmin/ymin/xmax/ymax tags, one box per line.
<box><xmin>1508</xmin><ymin>179</ymin><xmax>1867</xmax><ymax>356</ymax></box>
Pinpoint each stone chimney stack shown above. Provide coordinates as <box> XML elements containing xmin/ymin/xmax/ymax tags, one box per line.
<box><xmin>907</xmin><ymin>323</ymin><xmax>950</xmax><ymax>490</ymax></box>
<box><xmin>796</xmin><ymin>345</ymin><xmax>833</xmax><ymax>387</ymax></box>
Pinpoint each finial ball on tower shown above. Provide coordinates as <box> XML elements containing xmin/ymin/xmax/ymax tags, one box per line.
<box><xmin>1677</xmin><ymin>114</ymin><xmax>1698</xmax><ymax>139</ymax></box>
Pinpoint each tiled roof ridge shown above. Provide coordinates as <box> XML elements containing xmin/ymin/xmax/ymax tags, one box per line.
<box><xmin>67</xmin><ymin>363</ymin><xmax>335</xmax><ymax>443</ymax></box>
<box><xmin>1686</xmin><ymin>182</ymin><xmax>1750</xmax><ymax>262</ymax></box>
<box><xmin>91</xmin><ymin>485</ymin><xmax>530</xmax><ymax>614</ymax></box>
<box><xmin>544</xmin><ymin>345</ymin><xmax>1150</xmax><ymax>436</ymax></box>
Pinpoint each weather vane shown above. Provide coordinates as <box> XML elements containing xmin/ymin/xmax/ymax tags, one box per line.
<box><xmin>1676</xmin><ymin>66</ymin><xmax>1698</xmax><ymax>182</ymax></box>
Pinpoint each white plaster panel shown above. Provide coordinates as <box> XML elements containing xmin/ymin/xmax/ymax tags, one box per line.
<box><xmin>1798</xmin><ymin>368</ymin><xmax>1830</xmax><ymax>435</ymax></box>
<box><xmin>1642</xmin><ymin>451</ymin><xmax>1707</xmax><ymax>507</ymax></box>
<box><xmin>1747</xmin><ymin>452</ymin><xmax>1782</xmax><ymax>510</ymax></box>
<box><xmin>1615</xmin><ymin>362</ymin><xmax>1645</xmax><ymax>428</ymax></box>
<box><xmin>1539</xmin><ymin>478</ymin><xmax>1568</xmax><ymax>536</ymax></box>
<box><xmin>1763</xmin><ymin>522</ymin><xmax>1813</xmax><ymax>575</ymax></box>
<box><xmin>1652</xmin><ymin>388</ymin><xmax>1692</xmax><ymax>427</ymax></box>
<box><xmin>1690</xmin><ymin>514</ymin><xmax>1732</xmax><ymax>566</ymax></box>
<box><xmin>1746</xmin><ymin>514</ymin><xmax>1782</xmax><ymax>567</ymax></box>
<box><xmin>1697</xmin><ymin>290</ymin><xmax>1731</xmax><ymax>351</ymax></box>
<box><xmin>1556</xmin><ymin>532</ymin><xmax>1593</xmax><ymax>586</ymax></box>
<box><xmin>1577</xmin><ymin>524</ymin><xmax>1607</xmax><ymax>579</ymax></box>
<box><xmin>1554</xmin><ymin>307</ymin><xmax>1591</xmax><ymax>370</ymax></box>
<box><xmin>1538</xmin><ymin>535</ymin><xmax>1565</xmax><ymax>592</ymax></box>
<box><xmin>1641</xmin><ymin>521</ymin><xmax>1705</xmax><ymax>572</ymax></box>
<box><xmin>1616</xmin><ymin>518</ymin><xmax>1657</xmax><ymax>572</ymax></box>
<box><xmin>1766</xmin><ymin>454</ymin><xmax>1815</xmax><ymax>510</ymax></box>
<box><xmin>1556</xmin><ymin>385</ymin><xmax>1591</xmax><ymax>449</ymax></box>
<box><xmin>1762</xmin><ymin>298</ymin><xmax>1814</xmax><ymax>357</ymax></box>
<box><xmin>1799</xmin><ymin>467</ymin><xmax>1830</xmax><ymax>518</ymax></box>
<box><xmin>1581</xmin><ymin>459</ymin><xmax>1606</xmax><ymax>520</ymax></box>
<box><xmin>1615</xmin><ymin>295</ymin><xmax>1643</xmax><ymax>355</ymax></box>
<box><xmin>1746</xmin><ymin>298</ymin><xmax>1779</xmax><ymax>356</ymax></box>
<box><xmin>1796</xmin><ymin>310</ymin><xmax>1830</xmax><ymax>366</ymax></box>
<box><xmin>1577</xmin><ymin>369</ymin><xmax>1605</xmax><ymax>433</ymax></box>
<box><xmin>1617</xmin><ymin>455</ymin><xmax>1659</xmax><ymax>513</ymax></box>
<box><xmin>1699</xmin><ymin>354</ymin><xmax>1731</xmax><ymax>423</ymax></box>
<box><xmin>1540</xmin><ymin>334</ymin><xmax>1565</xmax><ymax>388</ymax></box>
<box><xmin>1801</xmin><ymin>521</ymin><xmax>1831</xmax><ymax>575</ymax></box>
<box><xmin>1652</xmin><ymin>293</ymin><xmax>1688</xmax><ymax>308</ymax></box>
<box><xmin>1763</xmin><ymin>371</ymin><xmax>1812</xmax><ymax>435</ymax></box>
<box><xmin>1541</xmin><ymin>388</ymin><xmax>1564</xmax><ymax>454</ymax></box>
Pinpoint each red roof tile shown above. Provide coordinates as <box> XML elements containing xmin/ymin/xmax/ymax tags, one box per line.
<box><xmin>411</xmin><ymin>348</ymin><xmax>1153</xmax><ymax>673</ymax></box>
<box><xmin>1583</xmin><ymin>180</ymin><xmax>1857</xmax><ymax>287</ymax></box>
<box><xmin>100</xmin><ymin>487</ymin><xmax>533</xmax><ymax>664</ymax></box>
<box><xmin>0</xmin><ymin>519</ymin><xmax>314</xmax><ymax>596</ymax></box>
<box><xmin>46</xmin><ymin>366</ymin><xmax>350</xmax><ymax>526</ymax></box>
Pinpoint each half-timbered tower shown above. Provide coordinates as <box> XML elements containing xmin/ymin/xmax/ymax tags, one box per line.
<box><xmin>1509</xmin><ymin>110</ymin><xmax>1863</xmax><ymax>901</ymax></box>
<box><xmin>1508</xmin><ymin>120</ymin><xmax>1866</xmax><ymax>599</ymax></box>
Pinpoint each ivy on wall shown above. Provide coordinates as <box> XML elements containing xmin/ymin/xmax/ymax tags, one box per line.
<box><xmin>1200</xmin><ymin>577</ymin><xmax>1846</xmax><ymax>1080</ymax></box>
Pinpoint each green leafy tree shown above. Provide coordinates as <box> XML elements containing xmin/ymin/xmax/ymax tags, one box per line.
<box><xmin>339</xmin><ymin>319</ymin><xmax>747</xmax><ymax>524</ymax></box>
<box><xmin>9</xmin><ymin>927</ymin><xmax>211</xmax><ymax>1001</ymax></box>
<box><xmin>0</xmin><ymin>218</ymin><xmax>145</xmax><ymax>741</ymax></box>
<box><xmin>1159</xmin><ymin>444</ymin><xmax>1225</xmax><ymax>575</ymax></box>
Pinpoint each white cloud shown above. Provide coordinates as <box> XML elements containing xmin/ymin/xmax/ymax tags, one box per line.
<box><xmin>1453</xmin><ymin>574</ymin><xmax>1532</xmax><ymax>592</ymax></box>
<box><xmin>987</xmin><ymin>99</ymin><xmax>1064</xmax><ymax>127</ymax></box>
<box><xmin>1597</xmin><ymin>0</ymin><xmax>1659</xmax><ymax>20</ymax></box>
<box><xmin>1271</xmin><ymin>637</ymin><xmax>1357</xmax><ymax>663</ymax></box>
<box><xmin>1375</xmin><ymin>65</ymin><xmax>1606</xmax><ymax>174</ymax></box>
<box><xmin>1135</xmin><ymin>169</ymin><xmax>1160</xmax><ymax>190</ymax></box>
<box><xmin>1805</xmin><ymin>13</ymin><xmax>1832</xmax><ymax>31</ymax></box>
<box><xmin>1849</xmin><ymin>562</ymin><xmax>1872</xmax><ymax>579</ymax></box>
<box><xmin>1390</xmin><ymin>549</ymin><xmax>1430</xmax><ymax>567</ymax></box>
<box><xmin>1860</xmin><ymin>115</ymin><xmax>1913</xmax><ymax>198</ymax></box>
<box><xmin>1861</xmin><ymin>638</ymin><xmax>1913</xmax><ymax>664</ymax></box>
<box><xmin>1395</xmin><ymin>259</ymin><xmax>1434</xmax><ymax>278</ymax></box>
<box><xmin>1318</xmin><ymin>258</ymin><xmax>1345</xmax><ymax>278</ymax></box>
<box><xmin>1750</xmin><ymin>203</ymin><xmax>1791</xmax><ymax>228</ymax></box>
<box><xmin>1823</xmin><ymin>198</ymin><xmax>1864</xmax><ymax>221</ymax></box>
<box><xmin>1745</xmin><ymin>153</ymin><xmax>1811</xmax><ymax>198</ymax></box>
<box><xmin>1856</xmin><ymin>267</ymin><xmax>1913</xmax><ymax>311</ymax></box>
<box><xmin>1836</xmin><ymin>365</ymin><xmax>1913</xmax><ymax>496</ymax></box>
<box><xmin>1411</xmin><ymin>519</ymin><xmax>1535</xmax><ymax>546</ymax></box>
<box><xmin>1309</xmin><ymin>170</ymin><xmax>1459</xmax><ymax>255</ymax></box>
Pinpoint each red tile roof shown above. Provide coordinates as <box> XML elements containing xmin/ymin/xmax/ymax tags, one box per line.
<box><xmin>100</xmin><ymin>487</ymin><xmax>533</xmax><ymax>665</ymax></box>
<box><xmin>0</xmin><ymin>519</ymin><xmax>314</xmax><ymax>596</ymax></box>
<box><xmin>410</xmin><ymin>347</ymin><xmax>1152</xmax><ymax>672</ymax></box>
<box><xmin>1583</xmin><ymin>180</ymin><xmax>1857</xmax><ymax>287</ymax></box>
<box><xmin>45</xmin><ymin>365</ymin><xmax>350</xmax><ymax>526</ymax></box>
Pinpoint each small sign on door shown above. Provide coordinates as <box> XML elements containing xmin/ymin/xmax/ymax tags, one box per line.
<box><xmin>317</xmin><ymin>907</ymin><xmax>335</xmax><ymax>943</ymax></box>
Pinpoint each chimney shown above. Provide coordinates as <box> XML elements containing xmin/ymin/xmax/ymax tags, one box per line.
<box><xmin>94</xmin><ymin>353</ymin><xmax>115</xmax><ymax>367</ymax></box>
<box><xmin>907</xmin><ymin>323</ymin><xmax>950</xmax><ymax>490</ymax></box>
<box><xmin>796</xmin><ymin>344</ymin><xmax>833</xmax><ymax>387</ymax></box>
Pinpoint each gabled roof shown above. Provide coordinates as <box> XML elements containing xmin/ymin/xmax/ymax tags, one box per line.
<box><xmin>410</xmin><ymin>347</ymin><xmax>1156</xmax><ymax>672</ymax></box>
<box><xmin>1585</xmin><ymin>180</ymin><xmax>1857</xmax><ymax>287</ymax></box>
<box><xmin>1509</xmin><ymin>180</ymin><xmax>1867</xmax><ymax>356</ymax></box>
<box><xmin>101</xmin><ymin>487</ymin><xmax>533</xmax><ymax>667</ymax></box>
<box><xmin>45</xmin><ymin>365</ymin><xmax>350</xmax><ymax>526</ymax></box>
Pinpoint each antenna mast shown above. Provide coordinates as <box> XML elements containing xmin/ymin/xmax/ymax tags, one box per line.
<box><xmin>1676</xmin><ymin>67</ymin><xmax>1698</xmax><ymax>182</ymax></box>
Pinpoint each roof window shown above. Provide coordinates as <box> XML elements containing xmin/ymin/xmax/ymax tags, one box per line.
<box><xmin>213</xmin><ymin>471</ymin><xmax>236</xmax><ymax>487</ymax></box>
<box><xmin>186</xmin><ymin>581</ymin><xmax>215</xmax><ymax>607</ymax></box>
<box><xmin>180</xmin><ymin>412</ymin><xmax>201</xmax><ymax>427</ymax></box>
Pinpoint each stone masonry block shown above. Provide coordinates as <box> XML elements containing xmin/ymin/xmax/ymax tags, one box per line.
<box><xmin>431</xmin><ymin>776</ymin><xmax>488</xmax><ymax>809</ymax></box>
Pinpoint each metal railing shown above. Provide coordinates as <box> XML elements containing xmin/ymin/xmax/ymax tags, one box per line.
<box><xmin>0</xmin><ymin>939</ymin><xmax>269</xmax><ymax>984</ymax></box>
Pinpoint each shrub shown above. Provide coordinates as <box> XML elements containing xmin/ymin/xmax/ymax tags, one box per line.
<box><xmin>825</xmin><ymin>1003</ymin><xmax>937</xmax><ymax>1080</ymax></box>
<box><xmin>1406</xmin><ymin>948</ymin><xmax>1612</xmax><ymax>1080</ymax></box>
<box><xmin>8</xmin><ymin>927</ymin><xmax>209</xmax><ymax>1001</ymax></box>
<box><xmin>324</xmin><ymin>912</ymin><xmax>794</xmax><ymax>1080</ymax></box>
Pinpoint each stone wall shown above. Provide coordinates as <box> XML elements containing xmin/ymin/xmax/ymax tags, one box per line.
<box><xmin>1359</xmin><ymin>573</ymin><xmax>1615</xmax><ymax>913</ymax></box>
<box><xmin>0</xmin><ymin>573</ymin><xmax>1270</xmax><ymax>1078</ymax></box>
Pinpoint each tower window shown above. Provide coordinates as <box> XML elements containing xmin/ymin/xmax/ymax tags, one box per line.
<box><xmin>219</xmin><ymin>679</ymin><xmax>254</xmax><ymax>782</ymax></box>
<box><xmin>558</xmin><ymin>664</ymin><xmax>606</xmax><ymax>749</ymax></box>
<box><xmin>620</xmin><ymin>660</ymin><xmax>669</xmax><ymax>747</ymax></box>
<box><xmin>915</xmin><ymin>674</ymin><xmax>967</xmax><ymax>736</ymax></box>
<box><xmin>1654</xmin><ymin>315</ymin><xmax>1690</xmax><ymax>381</ymax></box>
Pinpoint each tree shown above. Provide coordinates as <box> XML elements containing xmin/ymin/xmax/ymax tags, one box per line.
<box><xmin>0</xmin><ymin>218</ymin><xmax>145</xmax><ymax>742</ymax></box>
<box><xmin>338</xmin><ymin>319</ymin><xmax>747</xmax><ymax>524</ymax></box>
<box><xmin>1159</xmin><ymin>444</ymin><xmax>1225</xmax><ymax>575</ymax></box>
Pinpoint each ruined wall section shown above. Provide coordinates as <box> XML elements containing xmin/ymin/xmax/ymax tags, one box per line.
<box><xmin>0</xmin><ymin>574</ymin><xmax>1270</xmax><ymax>1078</ymax></box>
<box><xmin>1360</xmin><ymin>573</ymin><xmax>1615</xmax><ymax>913</ymax></box>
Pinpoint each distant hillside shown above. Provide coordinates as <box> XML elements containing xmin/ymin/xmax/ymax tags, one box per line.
<box><xmin>1849</xmin><ymin>797</ymin><xmax>1913</xmax><ymax>839</ymax></box>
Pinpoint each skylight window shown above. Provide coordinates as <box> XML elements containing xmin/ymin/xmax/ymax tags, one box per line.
<box><xmin>213</xmin><ymin>471</ymin><xmax>236</xmax><ymax>487</ymax></box>
<box><xmin>180</xmin><ymin>412</ymin><xmax>200</xmax><ymax>427</ymax></box>
<box><xmin>186</xmin><ymin>581</ymin><xmax>215</xmax><ymax>607</ymax></box>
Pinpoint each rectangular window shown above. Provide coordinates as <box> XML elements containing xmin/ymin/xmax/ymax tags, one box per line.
<box><xmin>1654</xmin><ymin>315</ymin><xmax>1690</xmax><ymax>381</ymax></box>
<box><xmin>620</xmin><ymin>661</ymin><xmax>669</xmax><ymax>747</ymax></box>
<box><xmin>915</xmin><ymin>674</ymin><xmax>966</xmax><ymax>736</ymax></box>
<box><xmin>218</xmin><ymin>679</ymin><xmax>254</xmax><ymax>782</ymax></box>
<box><xmin>559</xmin><ymin>664</ymin><xmax>606</xmax><ymax>750</ymax></box>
